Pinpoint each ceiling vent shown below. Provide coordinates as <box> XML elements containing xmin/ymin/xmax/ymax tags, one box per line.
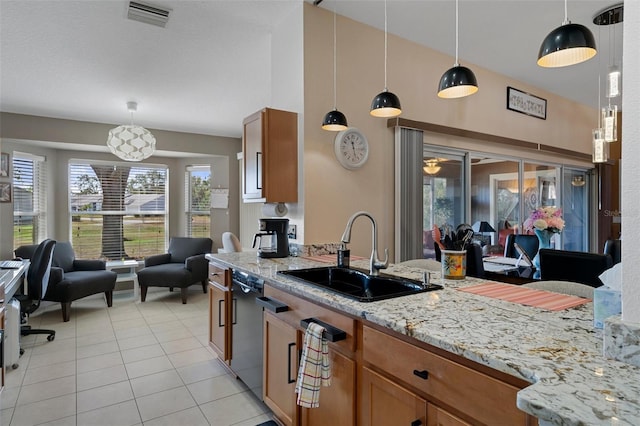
<box><xmin>127</xmin><ymin>1</ymin><xmax>171</xmax><ymax>28</ymax></box>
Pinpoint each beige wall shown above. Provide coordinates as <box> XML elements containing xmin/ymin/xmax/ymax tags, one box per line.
<box><xmin>302</xmin><ymin>4</ymin><xmax>596</xmax><ymax>259</ymax></box>
<box><xmin>0</xmin><ymin>112</ymin><xmax>241</xmax><ymax>259</ymax></box>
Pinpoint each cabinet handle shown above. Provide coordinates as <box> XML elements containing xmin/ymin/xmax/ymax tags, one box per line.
<box><xmin>287</xmin><ymin>342</ymin><xmax>296</xmax><ymax>384</ymax></box>
<box><xmin>232</xmin><ymin>298</ymin><xmax>237</xmax><ymax>325</ymax></box>
<box><xmin>255</xmin><ymin>296</ymin><xmax>289</xmax><ymax>313</ymax></box>
<box><xmin>413</xmin><ymin>369</ymin><xmax>429</xmax><ymax>380</ymax></box>
<box><xmin>256</xmin><ymin>152</ymin><xmax>263</xmax><ymax>190</ymax></box>
<box><xmin>218</xmin><ymin>299</ymin><xmax>225</xmax><ymax>327</ymax></box>
<box><xmin>410</xmin><ymin>420</ymin><xmax>422</xmax><ymax>426</ymax></box>
<box><xmin>300</xmin><ymin>318</ymin><xmax>346</xmax><ymax>342</ymax></box>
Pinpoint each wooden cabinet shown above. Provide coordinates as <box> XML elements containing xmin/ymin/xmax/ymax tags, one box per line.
<box><xmin>208</xmin><ymin>264</ymin><xmax>231</xmax><ymax>361</ymax></box>
<box><xmin>263</xmin><ymin>285</ymin><xmax>357</xmax><ymax>426</ymax></box>
<box><xmin>362</xmin><ymin>325</ymin><xmax>532</xmax><ymax>426</ymax></box>
<box><xmin>242</xmin><ymin>107</ymin><xmax>298</xmax><ymax>203</ymax></box>
<box><xmin>301</xmin><ymin>349</ymin><xmax>356</xmax><ymax>426</ymax></box>
<box><xmin>263</xmin><ymin>310</ymin><xmax>299</xmax><ymax>426</ymax></box>
<box><xmin>361</xmin><ymin>366</ymin><xmax>427</xmax><ymax>426</ymax></box>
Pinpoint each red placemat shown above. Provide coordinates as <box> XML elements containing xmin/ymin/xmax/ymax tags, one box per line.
<box><xmin>457</xmin><ymin>282</ymin><xmax>591</xmax><ymax>311</ymax></box>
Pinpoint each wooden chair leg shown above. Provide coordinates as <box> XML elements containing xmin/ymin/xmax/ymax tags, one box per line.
<box><xmin>201</xmin><ymin>280</ymin><xmax>207</xmax><ymax>293</ymax></box>
<box><xmin>105</xmin><ymin>291</ymin><xmax>113</xmax><ymax>307</ymax></box>
<box><xmin>61</xmin><ymin>302</ymin><xmax>71</xmax><ymax>322</ymax></box>
<box><xmin>180</xmin><ymin>287</ymin><xmax>188</xmax><ymax>304</ymax></box>
<box><xmin>140</xmin><ymin>285</ymin><xmax>148</xmax><ymax>302</ymax></box>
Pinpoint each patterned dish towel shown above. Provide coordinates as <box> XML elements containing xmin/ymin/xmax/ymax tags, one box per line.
<box><xmin>295</xmin><ymin>322</ymin><xmax>331</xmax><ymax>408</ymax></box>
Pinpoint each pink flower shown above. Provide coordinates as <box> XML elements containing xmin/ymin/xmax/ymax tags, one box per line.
<box><xmin>523</xmin><ymin>207</ymin><xmax>565</xmax><ymax>233</ymax></box>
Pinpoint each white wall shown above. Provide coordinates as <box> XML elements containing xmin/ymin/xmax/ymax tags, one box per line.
<box><xmin>621</xmin><ymin>1</ymin><xmax>640</xmax><ymax>323</ymax></box>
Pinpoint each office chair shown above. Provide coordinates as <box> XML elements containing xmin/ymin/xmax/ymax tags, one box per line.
<box><xmin>603</xmin><ymin>239</ymin><xmax>621</xmax><ymax>265</ymax></box>
<box><xmin>15</xmin><ymin>239</ymin><xmax>57</xmax><ymax>344</ymax></box>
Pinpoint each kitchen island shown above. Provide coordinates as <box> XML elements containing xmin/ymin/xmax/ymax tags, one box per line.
<box><xmin>207</xmin><ymin>252</ymin><xmax>639</xmax><ymax>425</ymax></box>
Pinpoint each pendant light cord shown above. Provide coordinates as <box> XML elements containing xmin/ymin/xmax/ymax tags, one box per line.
<box><xmin>333</xmin><ymin>6</ymin><xmax>337</xmax><ymax>110</ymax></box>
<box><xmin>454</xmin><ymin>0</ymin><xmax>459</xmax><ymax>66</ymax></box>
<box><xmin>562</xmin><ymin>0</ymin><xmax>569</xmax><ymax>25</ymax></box>
<box><xmin>383</xmin><ymin>0</ymin><xmax>388</xmax><ymax>91</ymax></box>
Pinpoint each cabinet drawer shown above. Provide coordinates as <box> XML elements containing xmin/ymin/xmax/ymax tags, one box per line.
<box><xmin>208</xmin><ymin>263</ymin><xmax>228</xmax><ymax>287</ymax></box>
<box><xmin>363</xmin><ymin>326</ymin><xmax>527</xmax><ymax>425</ymax></box>
<box><xmin>264</xmin><ymin>286</ymin><xmax>356</xmax><ymax>353</ymax></box>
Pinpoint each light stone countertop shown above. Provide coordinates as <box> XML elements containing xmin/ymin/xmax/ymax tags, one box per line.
<box><xmin>207</xmin><ymin>252</ymin><xmax>639</xmax><ymax>426</ymax></box>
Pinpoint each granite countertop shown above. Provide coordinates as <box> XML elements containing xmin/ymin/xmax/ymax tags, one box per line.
<box><xmin>207</xmin><ymin>252</ymin><xmax>639</xmax><ymax>426</ymax></box>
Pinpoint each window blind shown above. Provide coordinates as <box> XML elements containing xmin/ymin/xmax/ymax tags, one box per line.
<box><xmin>13</xmin><ymin>153</ymin><xmax>47</xmax><ymax>250</ymax></box>
<box><xmin>69</xmin><ymin>160</ymin><xmax>168</xmax><ymax>260</ymax></box>
<box><xmin>185</xmin><ymin>165</ymin><xmax>211</xmax><ymax>238</ymax></box>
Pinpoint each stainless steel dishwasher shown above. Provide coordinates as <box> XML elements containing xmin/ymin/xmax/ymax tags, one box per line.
<box><xmin>230</xmin><ymin>270</ymin><xmax>265</xmax><ymax>399</ymax></box>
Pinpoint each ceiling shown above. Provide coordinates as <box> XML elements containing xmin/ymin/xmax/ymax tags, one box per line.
<box><xmin>0</xmin><ymin>0</ymin><xmax>624</xmax><ymax>141</ymax></box>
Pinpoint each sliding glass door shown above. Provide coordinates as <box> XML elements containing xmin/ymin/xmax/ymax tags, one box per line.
<box><xmin>422</xmin><ymin>151</ymin><xmax>465</xmax><ymax>259</ymax></box>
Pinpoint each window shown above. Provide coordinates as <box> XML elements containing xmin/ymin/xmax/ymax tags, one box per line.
<box><xmin>69</xmin><ymin>160</ymin><xmax>168</xmax><ymax>260</ymax></box>
<box><xmin>185</xmin><ymin>165</ymin><xmax>211</xmax><ymax>237</ymax></box>
<box><xmin>13</xmin><ymin>153</ymin><xmax>47</xmax><ymax>250</ymax></box>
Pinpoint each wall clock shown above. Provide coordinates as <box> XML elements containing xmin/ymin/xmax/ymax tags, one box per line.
<box><xmin>334</xmin><ymin>127</ymin><xmax>369</xmax><ymax>170</ymax></box>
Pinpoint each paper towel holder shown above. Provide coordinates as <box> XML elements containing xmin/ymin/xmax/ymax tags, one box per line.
<box><xmin>262</xmin><ymin>202</ymin><xmax>288</xmax><ymax>217</ymax></box>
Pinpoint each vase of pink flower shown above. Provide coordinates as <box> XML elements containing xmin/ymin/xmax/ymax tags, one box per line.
<box><xmin>524</xmin><ymin>206</ymin><xmax>565</xmax><ymax>278</ymax></box>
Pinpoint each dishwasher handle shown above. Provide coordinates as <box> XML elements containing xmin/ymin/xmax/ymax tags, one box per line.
<box><xmin>255</xmin><ymin>296</ymin><xmax>289</xmax><ymax>313</ymax></box>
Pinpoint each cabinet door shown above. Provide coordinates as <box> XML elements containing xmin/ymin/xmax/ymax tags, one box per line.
<box><xmin>427</xmin><ymin>403</ymin><xmax>471</xmax><ymax>426</ymax></box>
<box><xmin>263</xmin><ymin>310</ymin><xmax>299</xmax><ymax>426</ymax></box>
<box><xmin>209</xmin><ymin>281</ymin><xmax>231</xmax><ymax>361</ymax></box>
<box><xmin>361</xmin><ymin>366</ymin><xmax>427</xmax><ymax>426</ymax></box>
<box><xmin>243</xmin><ymin>110</ymin><xmax>263</xmax><ymax>200</ymax></box>
<box><xmin>301</xmin><ymin>348</ymin><xmax>356</xmax><ymax>426</ymax></box>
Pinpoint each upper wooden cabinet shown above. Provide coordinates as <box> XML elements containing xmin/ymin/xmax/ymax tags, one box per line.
<box><xmin>242</xmin><ymin>107</ymin><xmax>298</xmax><ymax>203</ymax></box>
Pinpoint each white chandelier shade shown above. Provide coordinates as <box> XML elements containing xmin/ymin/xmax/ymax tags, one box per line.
<box><xmin>107</xmin><ymin>124</ymin><xmax>156</xmax><ymax>162</ymax></box>
<box><xmin>107</xmin><ymin>101</ymin><xmax>156</xmax><ymax>161</ymax></box>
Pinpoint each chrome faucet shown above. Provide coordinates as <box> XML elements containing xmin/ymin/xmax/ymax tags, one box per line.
<box><xmin>340</xmin><ymin>211</ymin><xmax>389</xmax><ymax>276</ymax></box>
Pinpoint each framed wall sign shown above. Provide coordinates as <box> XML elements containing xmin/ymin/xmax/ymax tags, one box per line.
<box><xmin>0</xmin><ymin>183</ymin><xmax>11</xmax><ymax>202</ymax></box>
<box><xmin>0</xmin><ymin>152</ymin><xmax>9</xmax><ymax>177</ymax></box>
<box><xmin>507</xmin><ymin>86</ymin><xmax>547</xmax><ymax>120</ymax></box>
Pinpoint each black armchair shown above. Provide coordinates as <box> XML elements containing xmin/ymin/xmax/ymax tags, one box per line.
<box><xmin>15</xmin><ymin>242</ymin><xmax>117</xmax><ymax>322</ymax></box>
<box><xmin>539</xmin><ymin>249</ymin><xmax>613</xmax><ymax>288</ymax></box>
<box><xmin>604</xmin><ymin>239</ymin><xmax>621</xmax><ymax>265</ymax></box>
<box><xmin>137</xmin><ymin>237</ymin><xmax>212</xmax><ymax>304</ymax></box>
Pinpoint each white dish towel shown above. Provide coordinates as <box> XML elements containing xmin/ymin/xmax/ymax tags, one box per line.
<box><xmin>295</xmin><ymin>322</ymin><xmax>331</xmax><ymax>408</ymax></box>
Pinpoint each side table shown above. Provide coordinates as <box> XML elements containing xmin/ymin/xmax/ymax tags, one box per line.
<box><xmin>106</xmin><ymin>260</ymin><xmax>141</xmax><ymax>299</ymax></box>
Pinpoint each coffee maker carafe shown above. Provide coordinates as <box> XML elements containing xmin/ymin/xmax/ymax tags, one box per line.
<box><xmin>252</xmin><ymin>218</ymin><xmax>289</xmax><ymax>258</ymax></box>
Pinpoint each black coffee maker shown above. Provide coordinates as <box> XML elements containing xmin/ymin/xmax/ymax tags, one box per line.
<box><xmin>252</xmin><ymin>218</ymin><xmax>289</xmax><ymax>258</ymax></box>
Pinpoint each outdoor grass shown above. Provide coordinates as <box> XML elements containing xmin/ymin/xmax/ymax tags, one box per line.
<box><xmin>13</xmin><ymin>216</ymin><xmax>210</xmax><ymax>260</ymax></box>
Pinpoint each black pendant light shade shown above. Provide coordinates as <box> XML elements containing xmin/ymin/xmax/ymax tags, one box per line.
<box><xmin>437</xmin><ymin>65</ymin><xmax>478</xmax><ymax>99</ymax></box>
<box><xmin>322</xmin><ymin>109</ymin><xmax>348</xmax><ymax>131</ymax></box>
<box><xmin>537</xmin><ymin>22</ymin><xmax>597</xmax><ymax>67</ymax></box>
<box><xmin>370</xmin><ymin>90</ymin><xmax>402</xmax><ymax>118</ymax></box>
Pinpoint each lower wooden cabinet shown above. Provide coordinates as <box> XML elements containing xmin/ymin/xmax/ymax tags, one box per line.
<box><xmin>300</xmin><ymin>349</ymin><xmax>356</xmax><ymax>426</ymax></box>
<box><xmin>208</xmin><ymin>266</ymin><xmax>231</xmax><ymax>361</ymax></box>
<box><xmin>258</xmin><ymin>285</ymin><xmax>535</xmax><ymax>426</ymax></box>
<box><xmin>427</xmin><ymin>403</ymin><xmax>471</xmax><ymax>426</ymax></box>
<box><xmin>360</xmin><ymin>366</ymin><xmax>427</xmax><ymax>426</ymax></box>
<box><xmin>263</xmin><ymin>310</ymin><xmax>299</xmax><ymax>426</ymax></box>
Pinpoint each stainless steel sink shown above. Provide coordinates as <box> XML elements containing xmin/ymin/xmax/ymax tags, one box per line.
<box><xmin>278</xmin><ymin>266</ymin><xmax>442</xmax><ymax>302</ymax></box>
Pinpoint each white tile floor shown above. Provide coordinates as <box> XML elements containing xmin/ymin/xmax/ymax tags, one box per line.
<box><xmin>1</xmin><ymin>287</ymin><xmax>275</xmax><ymax>426</ymax></box>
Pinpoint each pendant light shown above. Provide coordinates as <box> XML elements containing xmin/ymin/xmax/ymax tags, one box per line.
<box><xmin>437</xmin><ymin>0</ymin><xmax>478</xmax><ymax>99</ymax></box>
<box><xmin>107</xmin><ymin>102</ymin><xmax>156</xmax><ymax>162</ymax></box>
<box><xmin>592</xmin><ymin>77</ymin><xmax>609</xmax><ymax>164</ymax></box>
<box><xmin>537</xmin><ymin>0</ymin><xmax>597</xmax><ymax>68</ymax></box>
<box><xmin>322</xmin><ymin>7</ymin><xmax>348</xmax><ymax>131</ymax></box>
<box><xmin>593</xmin><ymin>3</ymin><xmax>623</xmax><ymax>143</ymax></box>
<box><xmin>370</xmin><ymin>0</ymin><xmax>401</xmax><ymax>118</ymax></box>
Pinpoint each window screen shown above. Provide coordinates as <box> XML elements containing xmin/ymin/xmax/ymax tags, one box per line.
<box><xmin>69</xmin><ymin>160</ymin><xmax>168</xmax><ymax>260</ymax></box>
<box><xmin>13</xmin><ymin>153</ymin><xmax>47</xmax><ymax>250</ymax></box>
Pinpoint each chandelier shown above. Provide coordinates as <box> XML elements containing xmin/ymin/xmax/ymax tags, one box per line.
<box><xmin>423</xmin><ymin>159</ymin><xmax>442</xmax><ymax>175</ymax></box>
<box><xmin>107</xmin><ymin>101</ymin><xmax>156</xmax><ymax>161</ymax></box>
